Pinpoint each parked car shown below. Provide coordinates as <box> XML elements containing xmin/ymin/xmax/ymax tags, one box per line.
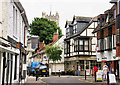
<box><xmin>36</xmin><ymin>65</ymin><xmax>49</xmax><ymax>77</ymax></box>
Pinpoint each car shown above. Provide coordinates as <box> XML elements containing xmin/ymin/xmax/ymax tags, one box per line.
<box><xmin>36</xmin><ymin>65</ymin><xmax>49</xmax><ymax>77</ymax></box>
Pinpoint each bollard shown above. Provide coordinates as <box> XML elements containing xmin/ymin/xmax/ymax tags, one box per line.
<box><xmin>85</xmin><ymin>70</ymin><xmax>86</xmax><ymax>80</ymax></box>
<box><xmin>107</xmin><ymin>72</ymin><xmax>109</xmax><ymax>85</ymax></box>
<box><xmin>59</xmin><ymin>70</ymin><xmax>60</xmax><ymax>77</ymax></box>
<box><xmin>95</xmin><ymin>71</ymin><xmax>96</xmax><ymax>82</ymax></box>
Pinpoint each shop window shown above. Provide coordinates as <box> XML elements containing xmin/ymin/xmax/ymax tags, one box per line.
<box><xmin>80</xmin><ymin>60</ymin><xmax>84</xmax><ymax>71</ymax></box>
<box><xmin>86</xmin><ymin>60</ymin><xmax>89</xmax><ymax>69</ymax></box>
<box><xmin>14</xmin><ymin>55</ymin><xmax>17</xmax><ymax>80</ymax></box>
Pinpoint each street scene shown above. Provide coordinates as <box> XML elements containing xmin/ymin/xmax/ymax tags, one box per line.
<box><xmin>0</xmin><ymin>0</ymin><xmax>120</xmax><ymax>85</ymax></box>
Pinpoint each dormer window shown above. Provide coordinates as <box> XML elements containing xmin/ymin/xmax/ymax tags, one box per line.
<box><xmin>106</xmin><ymin>15</ymin><xmax>109</xmax><ymax>23</ymax></box>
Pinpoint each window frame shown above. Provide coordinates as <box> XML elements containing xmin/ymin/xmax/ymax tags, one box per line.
<box><xmin>74</xmin><ymin>39</ymin><xmax>89</xmax><ymax>52</ymax></box>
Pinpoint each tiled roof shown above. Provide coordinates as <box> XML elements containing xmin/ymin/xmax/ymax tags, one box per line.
<box><xmin>92</xmin><ymin>20</ymin><xmax>115</xmax><ymax>33</ymax></box>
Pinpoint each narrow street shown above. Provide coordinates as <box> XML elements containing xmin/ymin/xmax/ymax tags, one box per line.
<box><xmin>25</xmin><ymin>76</ymin><xmax>98</xmax><ymax>85</ymax></box>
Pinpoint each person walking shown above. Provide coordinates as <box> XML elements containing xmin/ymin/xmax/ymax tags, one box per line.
<box><xmin>103</xmin><ymin>63</ymin><xmax>108</xmax><ymax>80</ymax></box>
<box><xmin>73</xmin><ymin>66</ymin><xmax>75</xmax><ymax>76</ymax></box>
<box><xmin>93</xmin><ymin>65</ymin><xmax>98</xmax><ymax>76</ymax></box>
<box><xmin>78</xmin><ymin>65</ymin><xmax>81</xmax><ymax>76</ymax></box>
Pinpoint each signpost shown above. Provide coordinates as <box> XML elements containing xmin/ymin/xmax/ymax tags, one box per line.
<box><xmin>96</xmin><ymin>71</ymin><xmax>102</xmax><ymax>82</ymax></box>
<box><xmin>109</xmin><ymin>74</ymin><xmax>116</xmax><ymax>84</ymax></box>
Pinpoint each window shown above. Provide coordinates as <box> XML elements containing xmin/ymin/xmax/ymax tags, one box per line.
<box><xmin>79</xmin><ymin>40</ymin><xmax>83</xmax><ymax>51</ymax></box>
<box><xmin>66</xmin><ymin>28</ymin><xmax>70</xmax><ymax>37</ymax></box>
<box><xmin>114</xmin><ymin>9</ymin><xmax>116</xmax><ymax>19</ymax></box>
<box><xmin>13</xmin><ymin>6</ymin><xmax>17</xmax><ymax>36</ymax></box>
<box><xmin>104</xmin><ymin>38</ymin><xmax>107</xmax><ymax>50</ymax></box>
<box><xmin>74</xmin><ymin>39</ymin><xmax>89</xmax><ymax>52</ymax></box>
<box><xmin>113</xmin><ymin>35</ymin><xmax>116</xmax><ymax>48</ymax></box>
<box><xmin>79</xmin><ymin>60</ymin><xmax>84</xmax><ymax>71</ymax></box>
<box><xmin>64</xmin><ymin>41</ymin><xmax>70</xmax><ymax>54</ymax></box>
<box><xmin>74</xmin><ymin>40</ymin><xmax>78</xmax><ymax>51</ymax></box>
<box><xmin>100</xmin><ymin>39</ymin><xmax>104</xmax><ymax>51</ymax></box>
<box><xmin>73</xmin><ymin>26</ymin><xmax>76</xmax><ymax>34</ymax></box>
<box><xmin>84</xmin><ymin>40</ymin><xmax>88</xmax><ymax>51</ymax></box>
<box><xmin>86</xmin><ymin>60</ymin><xmax>89</xmax><ymax>69</ymax></box>
<box><xmin>14</xmin><ymin>55</ymin><xmax>17</xmax><ymax>80</ymax></box>
<box><xmin>108</xmin><ymin>36</ymin><xmax>112</xmax><ymax>49</ymax></box>
<box><xmin>90</xmin><ymin>61</ymin><xmax>101</xmax><ymax>70</ymax></box>
<box><xmin>117</xmin><ymin>29</ymin><xmax>120</xmax><ymax>44</ymax></box>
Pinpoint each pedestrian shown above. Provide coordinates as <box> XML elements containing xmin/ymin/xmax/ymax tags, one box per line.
<box><xmin>78</xmin><ymin>65</ymin><xmax>81</xmax><ymax>76</ymax></box>
<box><xmin>103</xmin><ymin>63</ymin><xmax>109</xmax><ymax>81</ymax></box>
<box><xmin>93</xmin><ymin>65</ymin><xmax>98</xmax><ymax>76</ymax></box>
<box><xmin>73</xmin><ymin>66</ymin><xmax>75</xmax><ymax>76</ymax></box>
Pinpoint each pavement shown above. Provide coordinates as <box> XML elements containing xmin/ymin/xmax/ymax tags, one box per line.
<box><xmin>25</xmin><ymin>75</ymin><xmax>120</xmax><ymax>85</ymax></box>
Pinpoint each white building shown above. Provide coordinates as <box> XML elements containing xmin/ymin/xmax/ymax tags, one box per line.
<box><xmin>27</xmin><ymin>35</ymin><xmax>39</xmax><ymax>66</ymax></box>
<box><xmin>31</xmin><ymin>33</ymin><xmax>65</xmax><ymax>74</ymax></box>
<box><xmin>0</xmin><ymin>0</ymin><xmax>29</xmax><ymax>84</ymax></box>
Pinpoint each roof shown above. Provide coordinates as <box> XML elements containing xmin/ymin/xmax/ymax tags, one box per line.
<box><xmin>64</xmin><ymin>16</ymin><xmax>97</xmax><ymax>40</ymax></box>
<box><xmin>72</xmin><ymin>16</ymin><xmax>92</xmax><ymax>23</ymax></box>
<box><xmin>65</xmin><ymin>20</ymin><xmax>72</xmax><ymax>28</ymax></box>
<box><xmin>92</xmin><ymin>20</ymin><xmax>115</xmax><ymax>33</ymax></box>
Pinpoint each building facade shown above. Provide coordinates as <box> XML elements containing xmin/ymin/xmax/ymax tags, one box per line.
<box><xmin>27</xmin><ymin>35</ymin><xmax>39</xmax><ymax>66</ymax></box>
<box><xmin>30</xmin><ymin>33</ymin><xmax>65</xmax><ymax>74</ymax></box>
<box><xmin>42</xmin><ymin>12</ymin><xmax>59</xmax><ymax>26</ymax></box>
<box><xmin>0</xmin><ymin>0</ymin><xmax>29</xmax><ymax>84</ymax></box>
<box><xmin>64</xmin><ymin>16</ymin><xmax>101</xmax><ymax>75</ymax></box>
<box><xmin>93</xmin><ymin>0</ymin><xmax>120</xmax><ymax>79</ymax></box>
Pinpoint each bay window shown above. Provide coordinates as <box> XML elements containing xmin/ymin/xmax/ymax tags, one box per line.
<box><xmin>74</xmin><ymin>39</ymin><xmax>89</xmax><ymax>52</ymax></box>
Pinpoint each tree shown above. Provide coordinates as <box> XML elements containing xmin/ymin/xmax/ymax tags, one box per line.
<box><xmin>45</xmin><ymin>45</ymin><xmax>62</xmax><ymax>75</ymax></box>
<box><xmin>30</xmin><ymin>17</ymin><xmax>63</xmax><ymax>44</ymax></box>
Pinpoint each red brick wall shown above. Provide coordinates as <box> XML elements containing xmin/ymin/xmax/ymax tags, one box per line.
<box><xmin>116</xmin><ymin>46</ymin><xmax>120</xmax><ymax>57</ymax></box>
<box><xmin>112</xmin><ymin>25</ymin><xmax>115</xmax><ymax>35</ymax></box>
<box><xmin>97</xmin><ymin>32</ymin><xmax>100</xmax><ymax>40</ymax></box>
<box><xmin>104</xmin><ymin>28</ymin><xmax>108</xmax><ymax>37</ymax></box>
<box><xmin>53</xmin><ymin>33</ymin><xmax>58</xmax><ymax>42</ymax></box>
<box><xmin>39</xmin><ymin>42</ymin><xmax>44</xmax><ymax>49</ymax></box>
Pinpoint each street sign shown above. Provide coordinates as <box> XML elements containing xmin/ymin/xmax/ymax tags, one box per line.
<box><xmin>109</xmin><ymin>74</ymin><xmax>116</xmax><ymax>83</ymax></box>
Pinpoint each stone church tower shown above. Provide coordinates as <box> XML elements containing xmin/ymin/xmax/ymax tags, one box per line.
<box><xmin>42</xmin><ymin>12</ymin><xmax>59</xmax><ymax>26</ymax></box>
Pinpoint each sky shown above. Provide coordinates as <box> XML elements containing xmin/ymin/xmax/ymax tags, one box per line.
<box><xmin>20</xmin><ymin>0</ymin><xmax>113</xmax><ymax>35</ymax></box>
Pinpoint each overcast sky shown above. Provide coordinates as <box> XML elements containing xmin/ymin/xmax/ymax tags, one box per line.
<box><xmin>20</xmin><ymin>0</ymin><xmax>113</xmax><ymax>35</ymax></box>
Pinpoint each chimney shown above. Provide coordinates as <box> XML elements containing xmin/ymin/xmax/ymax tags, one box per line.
<box><xmin>39</xmin><ymin>41</ymin><xmax>44</xmax><ymax>49</ymax></box>
<box><xmin>53</xmin><ymin>32</ymin><xmax>58</xmax><ymax>43</ymax></box>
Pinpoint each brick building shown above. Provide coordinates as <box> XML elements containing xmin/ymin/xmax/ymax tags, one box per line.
<box><xmin>93</xmin><ymin>0</ymin><xmax>120</xmax><ymax>79</ymax></box>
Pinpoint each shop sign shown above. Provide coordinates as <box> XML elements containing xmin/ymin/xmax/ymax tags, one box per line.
<box><xmin>102</xmin><ymin>57</ymin><xmax>107</xmax><ymax>62</ymax></box>
<box><xmin>96</xmin><ymin>71</ymin><xmax>102</xmax><ymax>82</ymax></box>
<box><xmin>109</xmin><ymin>74</ymin><xmax>116</xmax><ymax>83</ymax></box>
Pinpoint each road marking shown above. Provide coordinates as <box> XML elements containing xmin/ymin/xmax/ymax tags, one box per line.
<box><xmin>39</xmin><ymin>79</ymin><xmax>46</xmax><ymax>83</ymax></box>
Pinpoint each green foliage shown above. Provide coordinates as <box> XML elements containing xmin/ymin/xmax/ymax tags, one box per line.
<box><xmin>45</xmin><ymin>45</ymin><xmax>62</xmax><ymax>62</ymax></box>
<box><xmin>30</xmin><ymin>17</ymin><xmax>63</xmax><ymax>44</ymax></box>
